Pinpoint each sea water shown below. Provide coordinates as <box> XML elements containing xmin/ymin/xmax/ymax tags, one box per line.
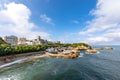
<box><xmin>0</xmin><ymin>45</ymin><xmax>120</xmax><ymax>80</ymax></box>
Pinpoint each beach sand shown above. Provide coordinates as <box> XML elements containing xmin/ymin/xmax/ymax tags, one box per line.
<box><xmin>0</xmin><ymin>51</ymin><xmax>45</xmax><ymax>66</ymax></box>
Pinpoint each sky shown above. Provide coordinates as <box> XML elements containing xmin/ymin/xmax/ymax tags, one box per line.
<box><xmin>0</xmin><ymin>0</ymin><xmax>120</xmax><ymax>45</ymax></box>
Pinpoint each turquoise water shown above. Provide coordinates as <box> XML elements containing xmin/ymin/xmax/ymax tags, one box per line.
<box><xmin>0</xmin><ymin>46</ymin><xmax>120</xmax><ymax>80</ymax></box>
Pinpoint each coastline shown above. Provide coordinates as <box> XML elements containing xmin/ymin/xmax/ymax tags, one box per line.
<box><xmin>0</xmin><ymin>45</ymin><xmax>113</xmax><ymax>69</ymax></box>
<box><xmin>0</xmin><ymin>49</ymin><xmax>80</xmax><ymax>69</ymax></box>
<box><xmin>0</xmin><ymin>51</ymin><xmax>45</xmax><ymax>67</ymax></box>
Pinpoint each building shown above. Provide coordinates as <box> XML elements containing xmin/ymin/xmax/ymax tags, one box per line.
<box><xmin>56</xmin><ymin>41</ymin><xmax>61</xmax><ymax>44</ymax></box>
<box><xmin>33</xmin><ymin>36</ymin><xmax>48</xmax><ymax>45</ymax></box>
<box><xmin>2</xmin><ymin>35</ymin><xmax>50</xmax><ymax>45</ymax></box>
<box><xmin>36</xmin><ymin>36</ymin><xmax>42</xmax><ymax>44</ymax></box>
<box><xmin>18</xmin><ymin>37</ymin><xmax>34</xmax><ymax>45</ymax></box>
<box><xmin>18</xmin><ymin>36</ymin><xmax>48</xmax><ymax>45</ymax></box>
<box><xmin>3</xmin><ymin>35</ymin><xmax>18</xmax><ymax>45</ymax></box>
<box><xmin>18</xmin><ymin>38</ymin><xmax>27</xmax><ymax>45</ymax></box>
<box><xmin>25</xmin><ymin>40</ymin><xmax>33</xmax><ymax>45</ymax></box>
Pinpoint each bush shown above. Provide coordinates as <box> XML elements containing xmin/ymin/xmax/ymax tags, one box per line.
<box><xmin>0</xmin><ymin>44</ymin><xmax>48</xmax><ymax>56</ymax></box>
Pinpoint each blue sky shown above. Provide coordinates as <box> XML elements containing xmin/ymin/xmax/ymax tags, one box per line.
<box><xmin>0</xmin><ymin>0</ymin><xmax>120</xmax><ymax>45</ymax></box>
<box><xmin>19</xmin><ymin>0</ymin><xmax>97</xmax><ymax>39</ymax></box>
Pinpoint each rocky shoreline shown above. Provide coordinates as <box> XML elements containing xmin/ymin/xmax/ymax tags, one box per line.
<box><xmin>45</xmin><ymin>49</ymin><xmax>80</xmax><ymax>59</ymax></box>
<box><xmin>86</xmin><ymin>46</ymin><xmax>113</xmax><ymax>54</ymax></box>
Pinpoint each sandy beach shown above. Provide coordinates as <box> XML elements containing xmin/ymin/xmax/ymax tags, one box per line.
<box><xmin>0</xmin><ymin>51</ymin><xmax>45</xmax><ymax>66</ymax></box>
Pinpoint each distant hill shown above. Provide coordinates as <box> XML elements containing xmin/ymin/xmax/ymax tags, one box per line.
<box><xmin>0</xmin><ymin>37</ymin><xmax>6</xmax><ymax>44</ymax></box>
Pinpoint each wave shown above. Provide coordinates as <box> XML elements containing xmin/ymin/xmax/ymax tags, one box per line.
<box><xmin>0</xmin><ymin>55</ymin><xmax>46</xmax><ymax>69</ymax></box>
<box><xmin>79</xmin><ymin>53</ymin><xmax>84</xmax><ymax>57</ymax></box>
<box><xmin>97</xmin><ymin>51</ymin><xmax>100</xmax><ymax>54</ymax></box>
<box><xmin>0</xmin><ymin>58</ymin><xmax>27</xmax><ymax>69</ymax></box>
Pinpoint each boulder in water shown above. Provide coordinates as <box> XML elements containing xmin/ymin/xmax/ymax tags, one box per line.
<box><xmin>86</xmin><ymin>49</ymin><xmax>97</xmax><ymax>54</ymax></box>
<box><xmin>103</xmin><ymin>47</ymin><xmax>113</xmax><ymax>50</ymax></box>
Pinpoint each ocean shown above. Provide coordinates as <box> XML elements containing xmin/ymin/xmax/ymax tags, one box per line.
<box><xmin>0</xmin><ymin>45</ymin><xmax>120</xmax><ymax>80</ymax></box>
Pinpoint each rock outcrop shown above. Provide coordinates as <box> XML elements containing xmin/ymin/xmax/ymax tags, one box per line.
<box><xmin>103</xmin><ymin>47</ymin><xmax>113</xmax><ymax>50</ymax></box>
<box><xmin>45</xmin><ymin>50</ymin><xmax>80</xmax><ymax>59</ymax></box>
<box><xmin>93</xmin><ymin>48</ymin><xmax>103</xmax><ymax>50</ymax></box>
<box><xmin>75</xmin><ymin>45</ymin><xmax>91</xmax><ymax>50</ymax></box>
<box><xmin>86</xmin><ymin>49</ymin><xmax>97</xmax><ymax>54</ymax></box>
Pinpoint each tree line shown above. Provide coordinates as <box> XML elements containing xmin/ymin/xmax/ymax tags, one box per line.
<box><xmin>0</xmin><ymin>44</ymin><xmax>48</xmax><ymax>56</ymax></box>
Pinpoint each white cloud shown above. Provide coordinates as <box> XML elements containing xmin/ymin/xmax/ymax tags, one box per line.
<box><xmin>40</xmin><ymin>14</ymin><xmax>54</xmax><ymax>25</ymax></box>
<box><xmin>79</xmin><ymin>0</ymin><xmax>120</xmax><ymax>44</ymax></box>
<box><xmin>85</xmin><ymin>36</ymin><xmax>112</xmax><ymax>44</ymax></box>
<box><xmin>0</xmin><ymin>2</ymin><xmax>50</xmax><ymax>40</ymax></box>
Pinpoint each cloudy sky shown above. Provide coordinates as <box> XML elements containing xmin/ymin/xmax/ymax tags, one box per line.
<box><xmin>0</xmin><ymin>0</ymin><xmax>120</xmax><ymax>45</ymax></box>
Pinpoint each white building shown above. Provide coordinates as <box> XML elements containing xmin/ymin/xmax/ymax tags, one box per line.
<box><xmin>25</xmin><ymin>40</ymin><xmax>33</xmax><ymax>45</ymax></box>
<box><xmin>33</xmin><ymin>36</ymin><xmax>49</xmax><ymax>45</ymax></box>
<box><xmin>18</xmin><ymin>36</ymin><xmax>43</xmax><ymax>45</ymax></box>
<box><xmin>18</xmin><ymin>38</ymin><xmax>27</xmax><ymax>45</ymax></box>
<box><xmin>3</xmin><ymin>35</ymin><xmax>18</xmax><ymax>45</ymax></box>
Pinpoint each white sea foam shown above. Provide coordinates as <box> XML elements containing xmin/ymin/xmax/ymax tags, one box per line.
<box><xmin>0</xmin><ymin>58</ymin><xmax>28</xmax><ymax>69</ymax></box>
<box><xmin>97</xmin><ymin>51</ymin><xmax>100</xmax><ymax>54</ymax></box>
<box><xmin>79</xmin><ymin>53</ymin><xmax>84</xmax><ymax>57</ymax></box>
<box><xmin>0</xmin><ymin>75</ymin><xmax>21</xmax><ymax>80</ymax></box>
<box><xmin>0</xmin><ymin>55</ymin><xmax>46</xmax><ymax>69</ymax></box>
